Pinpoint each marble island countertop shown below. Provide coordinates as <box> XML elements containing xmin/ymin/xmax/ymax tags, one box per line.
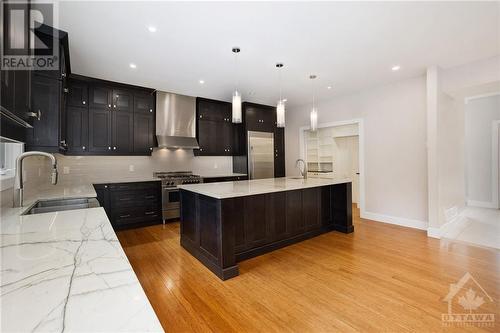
<box><xmin>178</xmin><ymin>176</ymin><xmax>352</xmax><ymax>199</ymax></box>
<box><xmin>0</xmin><ymin>184</ymin><xmax>163</xmax><ymax>332</ymax></box>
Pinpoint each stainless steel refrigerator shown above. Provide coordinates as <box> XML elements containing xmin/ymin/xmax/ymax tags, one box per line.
<box><xmin>247</xmin><ymin>131</ymin><xmax>274</xmax><ymax>179</ymax></box>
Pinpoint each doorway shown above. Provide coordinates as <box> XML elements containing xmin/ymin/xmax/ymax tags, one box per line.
<box><xmin>300</xmin><ymin>119</ymin><xmax>364</xmax><ymax>210</ymax></box>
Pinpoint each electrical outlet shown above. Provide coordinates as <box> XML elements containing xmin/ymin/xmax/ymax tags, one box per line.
<box><xmin>63</xmin><ymin>166</ymin><xmax>70</xmax><ymax>174</ymax></box>
<box><xmin>129</xmin><ymin>165</ymin><xmax>135</xmax><ymax>172</ymax></box>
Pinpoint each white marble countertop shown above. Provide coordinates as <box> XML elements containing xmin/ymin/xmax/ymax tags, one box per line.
<box><xmin>178</xmin><ymin>176</ymin><xmax>352</xmax><ymax>199</ymax></box>
<box><xmin>200</xmin><ymin>173</ymin><xmax>247</xmax><ymax>178</ymax></box>
<box><xmin>0</xmin><ymin>184</ymin><xmax>163</xmax><ymax>332</ymax></box>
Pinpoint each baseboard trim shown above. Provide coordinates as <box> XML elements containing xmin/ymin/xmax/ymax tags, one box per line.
<box><xmin>361</xmin><ymin>211</ymin><xmax>428</xmax><ymax>230</ymax></box>
<box><xmin>466</xmin><ymin>200</ymin><xmax>498</xmax><ymax>209</ymax></box>
<box><xmin>426</xmin><ymin>209</ymin><xmax>467</xmax><ymax>239</ymax></box>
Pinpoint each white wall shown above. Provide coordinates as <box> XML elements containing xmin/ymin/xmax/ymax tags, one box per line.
<box><xmin>465</xmin><ymin>95</ymin><xmax>500</xmax><ymax>206</ymax></box>
<box><xmin>286</xmin><ymin>76</ymin><xmax>428</xmax><ymax>227</ymax></box>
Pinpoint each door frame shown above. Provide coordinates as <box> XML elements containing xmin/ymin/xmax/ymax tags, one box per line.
<box><xmin>299</xmin><ymin>118</ymin><xmax>365</xmax><ymax>214</ymax></box>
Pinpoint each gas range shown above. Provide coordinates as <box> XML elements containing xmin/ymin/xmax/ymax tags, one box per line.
<box><xmin>153</xmin><ymin>171</ymin><xmax>202</xmax><ymax>222</ymax></box>
<box><xmin>154</xmin><ymin>171</ymin><xmax>203</xmax><ymax>188</ymax></box>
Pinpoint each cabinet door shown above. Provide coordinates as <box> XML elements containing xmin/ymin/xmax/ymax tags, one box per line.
<box><xmin>89</xmin><ymin>85</ymin><xmax>112</xmax><ymax>109</ymax></box>
<box><xmin>112</xmin><ymin>89</ymin><xmax>133</xmax><ymax>112</ymax></box>
<box><xmin>302</xmin><ymin>188</ymin><xmax>321</xmax><ymax>231</ymax></box>
<box><xmin>134</xmin><ymin>113</ymin><xmax>154</xmax><ymax>154</ymax></box>
<box><xmin>89</xmin><ymin>108</ymin><xmax>112</xmax><ymax>153</ymax></box>
<box><xmin>217</xmin><ymin>121</ymin><xmax>233</xmax><ymax>155</ymax></box>
<box><xmin>13</xmin><ymin>70</ymin><xmax>32</xmax><ymax>121</ymax></box>
<box><xmin>243</xmin><ymin>195</ymin><xmax>271</xmax><ymax>248</ymax></box>
<box><xmin>244</xmin><ymin>106</ymin><xmax>260</xmax><ymax>131</ymax></box>
<box><xmin>197</xmin><ymin>99</ymin><xmax>230</xmax><ymax>122</ymax></box>
<box><xmin>66</xmin><ymin>106</ymin><xmax>89</xmax><ymax>154</ymax></box>
<box><xmin>134</xmin><ymin>93</ymin><xmax>154</xmax><ymax>114</ymax></box>
<box><xmin>26</xmin><ymin>75</ymin><xmax>60</xmax><ymax>150</ymax></box>
<box><xmin>0</xmin><ymin>70</ymin><xmax>15</xmax><ymax>114</ymax></box>
<box><xmin>274</xmin><ymin>127</ymin><xmax>285</xmax><ymax>177</ymax></box>
<box><xmin>195</xmin><ymin>119</ymin><xmax>218</xmax><ymax>155</ymax></box>
<box><xmin>112</xmin><ymin>111</ymin><xmax>134</xmax><ymax>153</ymax></box>
<box><xmin>67</xmin><ymin>80</ymin><xmax>88</xmax><ymax>107</ymax></box>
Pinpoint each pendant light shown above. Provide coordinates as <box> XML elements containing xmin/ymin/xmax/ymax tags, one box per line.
<box><xmin>276</xmin><ymin>63</ymin><xmax>285</xmax><ymax>128</ymax></box>
<box><xmin>232</xmin><ymin>47</ymin><xmax>242</xmax><ymax>123</ymax></box>
<box><xmin>309</xmin><ymin>75</ymin><xmax>318</xmax><ymax>131</ymax></box>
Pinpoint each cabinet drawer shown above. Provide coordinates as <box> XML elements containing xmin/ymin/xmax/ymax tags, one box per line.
<box><xmin>108</xmin><ymin>181</ymin><xmax>159</xmax><ymax>191</ymax></box>
<box><xmin>111</xmin><ymin>190</ymin><xmax>159</xmax><ymax>208</ymax></box>
<box><xmin>113</xmin><ymin>210</ymin><xmax>161</xmax><ymax>227</ymax></box>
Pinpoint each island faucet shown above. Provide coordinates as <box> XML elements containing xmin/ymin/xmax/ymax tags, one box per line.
<box><xmin>295</xmin><ymin>159</ymin><xmax>308</xmax><ymax>179</ymax></box>
<box><xmin>13</xmin><ymin>151</ymin><xmax>58</xmax><ymax>207</ymax></box>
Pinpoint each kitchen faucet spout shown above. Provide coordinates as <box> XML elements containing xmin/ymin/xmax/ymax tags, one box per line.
<box><xmin>13</xmin><ymin>151</ymin><xmax>58</xmax><ymax>207</ymax></box>
<box><xmin>295</xmin><ymin>159</ymin><xmax>308</xmax><ymax>179</ymax></box>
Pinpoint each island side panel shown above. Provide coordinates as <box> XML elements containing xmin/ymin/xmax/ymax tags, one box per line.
<box><xmin>331</xmin><ymin>183</ymin><xmax>354</xmax><ymax>233</ymax></box>
<box><xmin>180</xmin><ymin>189</ymin><xmax>239</xmax><ymax>280</ymax></box>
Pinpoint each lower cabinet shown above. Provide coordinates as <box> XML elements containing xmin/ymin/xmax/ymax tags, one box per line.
<box><xmin>202</xmin><ymin>175</ymin><xmax>247</xmax><ymax>183</ymax></box>
<box><xmin>94</xmin><ymin>181</ymin><xmax>162</xmax><ymax>230</ymax></box>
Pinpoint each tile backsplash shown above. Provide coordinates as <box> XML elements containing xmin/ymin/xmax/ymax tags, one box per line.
<box><xmin>38</xmin><ymin>149</ymin><xmax>233</xmax><ymax>186</ymax></box>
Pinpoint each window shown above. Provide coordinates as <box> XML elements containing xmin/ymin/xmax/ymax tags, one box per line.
<box><xmin>0</xmin><ymin>140</ymin><xmax>24</xmax><ymax>191</ymax></box>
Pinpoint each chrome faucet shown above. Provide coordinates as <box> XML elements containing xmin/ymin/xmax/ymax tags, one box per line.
<box><xmin>295</xmin><ymin>159</ymin><xmax>308</xmax><ymax>179</ymax></box>
<box><xmin>13</xmin><ymin>151</ymin><xmax>58</xmax><ymax>207</ymax></box>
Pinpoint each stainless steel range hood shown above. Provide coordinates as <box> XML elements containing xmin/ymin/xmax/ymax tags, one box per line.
<box><xmin>156</xmin><ymin>91</ymin><xmax>199</xmax><ymax>149</ymax></box>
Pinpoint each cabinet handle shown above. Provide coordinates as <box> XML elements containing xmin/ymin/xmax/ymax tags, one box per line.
<box><xmin>108</xmin><ymin>146</ymin><xmax>111</xmax><ymax>150</ymax></box>
<box><xmin>62</xmin><ymin>73</ymin><xmax>66</xmax><ymax>78</ymax></box>
<box><xmin>113</xmin><ymin>104</ymin><xmax>116</xmax><ymax>108</ymax></box>
<box><xmin>119</xmin><ymin>198</ymin><xmax>132</xmax><ymax>201</ymax></box>
<box><xmin>108</xmin><ymin>104</ymin><xmax>111</xmax><ymax>108</ymax></box>
<box><xmin>145</xmin><ymin>195</ymin><xmax>155</xmax><ymax>199</ymax></box>
<box><xmin>113</xmin><ymin>146</ymin><xmax>117</xmax><ymax>150</ymax></box>
<box><xmin>82</xmin><ymin>101</ymin><xmax>86</xmax><ymax>105</ymax></box>
<box><xmin>36</xmin><ymin>109</ymin><xmax>41</xmax><ymax>121</ymax></box>
<box><xmin>149</xmin><ymin>147</ymin><xmax>153</xmax><ymax>151</ymax></box>
<box><xmin>200</xmin><ymin>148</ymin><xmax>203</xmax><ymax>151</ymax></box>
<box><xmin>119</xmin><ymin>214</ymin><xmax>131</xmax><ymax>218</ymax></box>
<box><xmin>82</xmin><ymin>146</ymin><xmax>86</xmax><ymax>150</ymax></box>
<box><xmin>149</xmin><ymin>109</ymin><xmax>152</xmax><ymax>113</ymax></box>
<box><xmin>145</xmin><ymin>211</ymin><xmax>156</xmax><ymax>215</ymax></box>
<box><xmin>104</xmin><ymin>185</ymin><xmax>108</xmax><ymax>189</ymax></box>
<box><xmin>63</xmin><ymin>88</ymin><xmax>69</xmax><ymax>93</ymax></box>
<box><xmin>199</xmin><ymin>115</ymin><xmax>203</xmax><ymax>118</ymax></box>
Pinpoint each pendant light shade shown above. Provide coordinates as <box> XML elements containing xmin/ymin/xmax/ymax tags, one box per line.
<box><xmin>309</xmin><ymin>74</ymin><xmax>318</xmax><ymax>131</ymax></box>
<box><xmin>232</xmin><ymin>47</ymin><xmax>242</xmax><ymax>123</ymax></box>
<box><xmin>310</xmin><ymin>107</ymin><xmax>318</xmax><ymax>131</ymax></box>
<box><xmin>276</xmin><ymin>63</ymin><xmax>285</xmax><ymax>128</ymax></box>
<box><xmin>276</xmin><ymin>100</ymin><xmax>285</xmax><ymax>128</ymax></box>
<box><xmin>232</xmin><ymin>90</ymin><xmax>242</xmax><ymax>123</ymax></box>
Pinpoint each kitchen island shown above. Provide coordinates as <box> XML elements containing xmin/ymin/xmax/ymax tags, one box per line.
<box><xmin>178</xmin><ymin>177</ymin><xmax>353</xmax><ymax>280</ymax></box>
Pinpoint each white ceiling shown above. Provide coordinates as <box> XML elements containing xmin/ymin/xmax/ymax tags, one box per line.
<box><xmin>58</xmin><ymin>1</ymin><xmax>499</xmax><ymax>107</ymax></box>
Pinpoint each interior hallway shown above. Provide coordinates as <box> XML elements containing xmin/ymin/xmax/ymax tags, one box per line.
<box><xmin>442</xmin><ymin>206</ymin><xmax>500</xmax><ymax>250</ymax></box>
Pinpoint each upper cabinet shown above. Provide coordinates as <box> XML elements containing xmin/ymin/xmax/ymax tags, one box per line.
<box><xmin>64</xmin><ymin>75</ymin><xmax>155</xmax><ymax>156</ymax></box>
<box><xmin>244</xmin><ymin>103</ymin><xmax>276</xmax><ymax>133</ymax></box>
<box><xmin>194</xmin><ymin>98</ymin><xmax>234</xmax><ymax>156</ymax></box>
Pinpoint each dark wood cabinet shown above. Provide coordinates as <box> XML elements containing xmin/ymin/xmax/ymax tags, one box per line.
<box><xmin>64</xmin><ymin>75</ymin><xmax>155</xmax><ymax>156</ymax></box>
<box><xmin>274</xmin><ymin>127</ymin><xmax>285</xmax><ymax>177</ymax></box>
<box><xmin>195</xmin><ymin>98</ymin><xmax>234</xmax><ymax>156</ymax></box>
<box><xmin>67</xmin><ymin>80</ymin><xmax>88</xmax><ymax>107</ymax></box>
<box><xmin>25</xmin><ymin>75</ymin><xmax>61</xmax><ymax>151</ymax></box>
<box><xmin>89</xmin><ymin>108</ymin><xmax>112</xmax><ymax>153</ymax></box>
<box><xmin>202</xmin><ymin>175</ymin><xmax>247</xmax><ymax>183</ymax></box>
<box><xmin>134</xmin><ymin>113</ymin><xmax>154</xmax><ymax>154</ymax></box>
<box><xmin>112</xmin><ymin>110</ymin><xmax>134</xmax><ymax>153</ymax></box>
<box><xmin>244</xmin><ymin>103</ymin><xmax>275</xmax><ymax>132</ymax></box>
<box><xmin>89</xmin><ymin>85</ymin><xmax>112</xmax><ymax>109</ymax></box>
<box><xmin>94</xmin><ymin>181</ymin><xmax>162</xmax><ymax>230</ymax></box>
<box><xmin>66</xmin><ymin>105</ymin><xmax>88</xmax><ymax>154</ymax></box>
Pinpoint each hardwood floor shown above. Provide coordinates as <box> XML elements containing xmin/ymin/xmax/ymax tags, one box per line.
<box><xmin>117</xmin><ymin>206</ymin><xmax>499</xmax><ymax>332</ymax></box>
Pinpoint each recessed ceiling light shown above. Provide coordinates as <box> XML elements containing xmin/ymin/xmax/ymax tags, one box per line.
<box><xmin>147</xmin><ymin>26</ymin><xmax>157</xmax><ymax>33</ymax></box>
<box><xmin>391</xmin><ymin>65</ymin><xmax>401</xmax><ymax>71</ymax></box>
<box><xmin>129</xmin><ymin>63</ymin><xmax>137</xmax><ymax>69</ymax></box>
<box><xmin>199</xmin><ymin>80</ymin><xmax>205</xmax><ymax>84</ymax></box>
<box><xmin>327</xmin><ymin>86</ymin><xmax>332</xmax><ymax>90</ymax></box>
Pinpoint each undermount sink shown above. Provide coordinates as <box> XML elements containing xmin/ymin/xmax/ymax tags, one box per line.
<box><xmin>289</xmin><ymin>177</ymin><xmax>306</xmax><ymax>180</ymax></box>
<box><xmin>23</xmin><ymin>197</ymin><xmax>100</xmax><ymax>215</ymax></box>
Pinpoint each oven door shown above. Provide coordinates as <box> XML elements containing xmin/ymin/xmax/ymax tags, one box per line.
<box><xmin>162</xmin><ymin>186</ymin><xmax>180</xmax><ymax>220</ymax></box>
